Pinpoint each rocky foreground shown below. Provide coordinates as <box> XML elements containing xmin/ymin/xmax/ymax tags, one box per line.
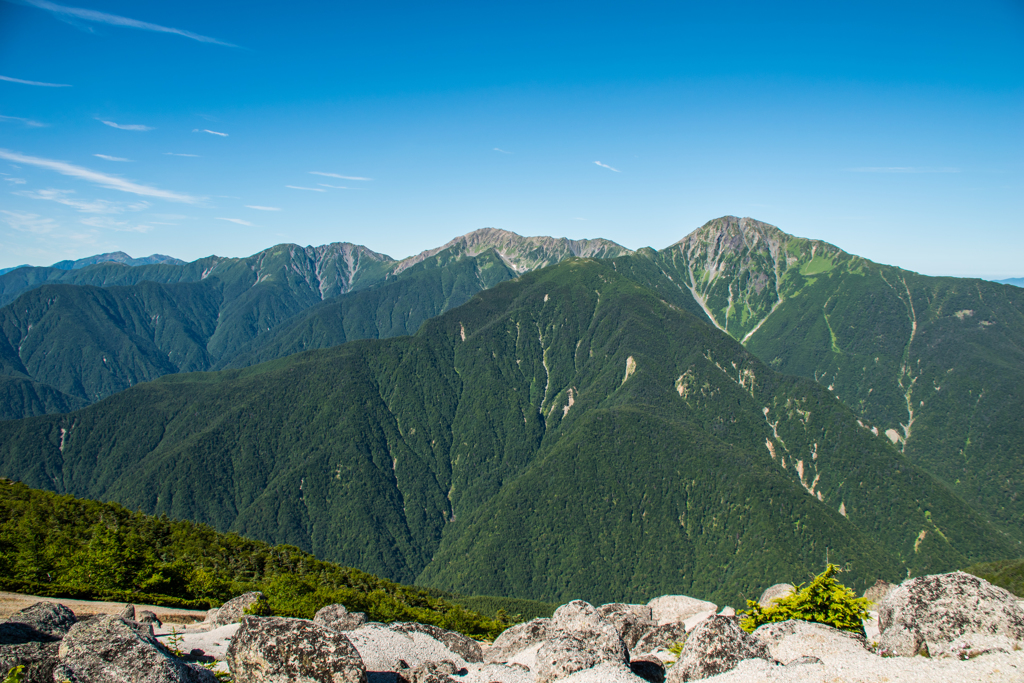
<box><xmin>2</xmin><ymin>572</ymin><xmax>1023</xmax><ymax>682</ymax></box>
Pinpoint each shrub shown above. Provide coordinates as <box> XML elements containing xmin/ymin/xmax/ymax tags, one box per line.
<box><xmin>739</xmin><ymin>564</ymin><xmax>872</xmax><ymax>635</ymax></box>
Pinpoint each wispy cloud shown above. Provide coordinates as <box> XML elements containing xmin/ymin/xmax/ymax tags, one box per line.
<box><xmin>0</xmin><ymin>74</ymin><xmax>71</xmax><ymax>87</ymax></box>
<box><xmin>164</xmin><ymin>152</ymin><xmax>199</xmax><ymax>157</ymax></box>
<box><xmin>493</xmin><ymin>148</ymin><xmax>513</xmax><ymax>154</ymax></box>
<box><xmin>216</xmin><ymin>217</ymin><xmax>253</xmax><ymax>226</ymax></box>
<box><xmin>17</xmin><ymin>188</ymin><xmax>149</xmax><ymax>214</ymax></box>
<box><xmin>80</xmin><ymin>216</ymin><xmax>154</xmax><ymax>232</ymax></box>
<box><xmin>2</xmin><ymin>210</ymin><xmax>58</xmax><ymax>234</ymax></box>
<box><xmin>5</xmin><ymin>178</ymin><xmax>27</xmax><ymax>184</ymax></box>
<box><xmin>100</xmin><ymin>119</ymin><xmax>153</xmax><ymax>131</ymax></box>
<box><xmin>318</xmin><ymin>183</ymin><xmax>354</xmax><ymax>189</ymax></box>
<box><xmin>94</xmin><ymin>154</ymin><xmax>131</xmax><ymax>162</ymax></box>
<box><xmin>17</xmin><ymin>0</ymin><xmax>237</xmax><ymax>47</ymax></box>
<box><xmin>309</xmin><ymin>172</ymin><xmax>372</xmax><ymax>180</ymax></box>
<box><xmin>0</xmin><ymin>114</ymin><xmax>47</xmax><ymax>127</ymax></box>
<box><xmin>0</xmin><ymin>148</ymin><xmax>199</xmax><ymax>203</ymax></box>
<box><xmin>847</xmin><ymin>166</ymin><xmax>960</xmax><ymax>174</ymax></box>
<box><xmin>194</xmin><ymin>129</ymin><xmax>228</xmax><ymax>137</ymax></box>
<box><xmin>246</xmin><ymin>205</ymin><xmax>280</xmax><ymax>211</ymax></box>
<box><xmin>286</xmin><ymin>185</ymin><xmax>326</xmax><ymax>192</ymax></box>
<box><xmin>594</xmin><ymin>161</ymin><xmax>620</xmax><ymax>172</ymax></box>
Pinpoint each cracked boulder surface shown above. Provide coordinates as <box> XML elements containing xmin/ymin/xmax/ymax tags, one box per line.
<box><xmin>878</xmin><ymin>572</ymin><xmax>1024</xmax><ymax>657</ymax></box>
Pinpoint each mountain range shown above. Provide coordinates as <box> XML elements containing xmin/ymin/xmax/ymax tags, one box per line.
<box><xmin>0</xmin><ymin>217</ymin><xmax>1021</xmax><ymax>606</ymax></box>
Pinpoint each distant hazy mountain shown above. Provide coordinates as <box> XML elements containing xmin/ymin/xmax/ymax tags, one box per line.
<box><xmin>997</xmin><ymin>277</ymin><xmax>1023</xmax><ymax>287</ymax></box>
<box><xmin>50</xmin><ymin>252</ymin><xmax>186</xmax><ymax>270</ymax></box>
<box><xmin>1</xmin><ymin>259</ymin><xmax>1014</xmax><ymax>604</ymax></box>
<box><xmin>0</xmin><ymin>266</ymin><xmax>30</xmax><ymax>277</ymax></box>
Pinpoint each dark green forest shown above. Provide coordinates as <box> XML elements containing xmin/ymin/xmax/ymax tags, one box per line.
<box><xmin>1</xmin><ymin>257</ymin><xmax>1016</xmax><ymax>607</ymax></box>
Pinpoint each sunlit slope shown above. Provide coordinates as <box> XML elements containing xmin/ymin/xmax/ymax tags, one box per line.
<box><xmin>0</xmin><ymin>259</ymin><xmax>1015</xmax><ymax>604</ymax></box>
<box><xmin>633</xmin><ymin>216</ymin><xmax>1024</xmax><ymax>537</ymax></box>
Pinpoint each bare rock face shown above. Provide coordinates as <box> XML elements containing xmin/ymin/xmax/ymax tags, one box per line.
<box><xmin>212</xmin><ymin>591</ymin><xmax>265</xmax><ymax>626</ymax></box>
<box><xmin>598</xmin><ymin>603</ymin><xmax>656</xmax><ymax>650</ymax></box>
<box><xmin>314</xmin><ymin>604</ymin><xmax>368</xmax><ymax>632</ymax></box>
<box><xmin>118</xmin><ymin>604</ymin><xmax>136</xmax><ymax>621</ymax></box>
<box><xmin>534</xmin><ymin>601</ymin><xmax>628</xmax><ymax>683</ymax></box>
<box><xmin>666</xmin><ymin>615</ymin><xmax>772</xmax><ymax>682</ymax></box>
<box><xmin>557</xmin><ymin>661</ymin><xmax>648</xmax><ymax>682</ymax></box>
<box><xmin>226</xmin><ymin>616</ymin><xmax>366</xmax><ymax>683</ymax></box>
<box><xmin>0</xmin><ymin>641</ymin><xmax>60</xmax><ymax>683</ymax></box>
<box><xmin>138</xmin><ymin>610</ymin><xmax>162</xmax><ymax>627</ymax></box>
<box><xmin>53</xmin><ymin>615</ymin><xmax>216</xmax><ymax>683</ymax></box>
<box><xmin>460</xmin><ymin>662</ymin><xmax>533</xmax><ymax>683</ymax></box>
<box><xmin>757</xmin><ymin>584</ymin><xmax>795</xmax><ymax>609</ymax></box>
<box><xmin>0</xmin><ymin>601</ymin><xmax>77</xmax><ymax>643</ymax></box>
<box><xmin>484</xmin><ymin>618</ymin><xmax>550</xmax><ymax>664</ymax></box>
<box><xmin>389</xmin><ymin>622</ymin><xmax>483</xmax><ymax>663</ymax></box>
<box><xmin>863</xmin><ymin>579</ymin><xmax>895</xmax><ymax>605</ymax></box>
<box><xmin>396</xmin><ymin>659</ymin><xmax>465</xmax><ymax>683</ymax></box>
<box><xmin>752</xmin><ymin>619</ymin><xmax>869</xmax><ymax>663</ymax></box>
<box><xmin>632</xmin><ymin>622</ymin><xmax>688</xmax><ymax>656</ymax></box>
<box><xmin>878</xmin><ymin>571</ymin><xmax>1024</xmax><ymax>657</ymax></box>
<box><xmin>646</xmin><ymin>596</ymin><xmax>718</xmax><ymax>627</ymax></box>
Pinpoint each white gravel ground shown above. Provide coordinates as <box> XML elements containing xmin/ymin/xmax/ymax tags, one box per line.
<box><xmin>707</xmin><ymin>649</ymin><xmax>1024</xmax><ymax>682</ymax></box>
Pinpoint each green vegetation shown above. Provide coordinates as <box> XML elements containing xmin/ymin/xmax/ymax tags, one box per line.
<box><xmin>964</xmin><ymin>558</ymin><xmax>1024</xmax><ymax>597</ymax></box>
<box><xmin>739</xmin><ymin>564</ymin><xmax>872</xmax><ymax>635</ymax></box>
<box><xmin>0</xmin><ymin>259</ymin><xmax>1016</xmax><ymax>607</ymax></box>
<box><xmin>0</xmin><ymin>480</ymin><xmax>510</xmax><ymax>639</ymax></box>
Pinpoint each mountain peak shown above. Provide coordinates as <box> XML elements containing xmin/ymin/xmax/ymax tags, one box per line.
<box><xmin>395</xmin><ymin>227</ymin><xmax>632</xmax><ymax>275</ymax></box>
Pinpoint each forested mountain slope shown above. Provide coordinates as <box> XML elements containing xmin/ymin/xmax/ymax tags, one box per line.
<box><xmin>0</xmin><ymin>231</ymin><xmax>628</xmax><ymax>418</ymax></box>
<box><xmin>0</xmin><ymin>260</ymin><xmax>1015</xmax><ymax>606</ymax></box>
<box><xmin>625</xmin><ymin>216</ymin><xmax>1024</xmax><ymax>537</ymax></box>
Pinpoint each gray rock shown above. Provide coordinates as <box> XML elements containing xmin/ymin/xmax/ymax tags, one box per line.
<box><xmin>315</xmin><ymin>604</ymin><xmax>368</xmax><ymax>632</ymax></box>
<box><xmin>629</xmin><ymin>655</ymin><xmax>666</xmax><ymax>683</ymax></box>
<box><xmin>118</xmin><ymin>604</ymin><xmax>136</xmax><ymax>621</ymax></box>
<box><xmin>878</xmin><ymin>571</ymin><xmax>1024</xmax><ymax>657</ymax></box>
<box><xmin>138</xmin><ymin>610</ymin><xmax>162</xmax><ymax>627</ymax></box>
<box><xmin>227</xmin><ymin>615</ymin><xmax>366</xmax><ymax>683</ymax></box>
<box><xmin>203</xmin><ymin>608</ymin><xmax>219</xmax><ymax>624</ymax></box>
<box><xmin>785</xmin><ymin>655</ymin><xmax>822</xmax><ymax>666</ymax></box>
<box><xmin>346</xmin><ymin>622</ymin><xmax>468</xmax><ymax>675</ymax></box>
<box><xmin>485</xmin><ymin>618</ymin><xmax>550</xmax><ymax>664</ymax></box>
<box><xmin>0</xmin><ymin>601</ymin><xmax>77</xmax><ymax>644</ymax></box>
<box><xmin>646</xmin><ymin>596</ymin><xmax>717</xmax><ymax>626</ymax></box>
<box><xmin>389</xmin><ymin>622</ymin><xmax>483</xmax><ymax>663</ymax></box>
<box><xmin>212</xmin><ymin>591</ymin><xmax>265</xmax><ymax>626</ymax></box>
<box><xmin>535</xmin><ymin>601</ymin><xmax>628</xmax><ymax>682</ymax></box>
<box><xmin>0</xmin><ymin>641</ymin><xmax>60</xmax><ymax>683</ymax></box>
<box><xmin>633</xmin><ymin>622</ymin><xmax>687</xmax><ymax>655</ymax></box>
<box><xmin>460</xmin><ymin>662</ymin><xmax>533</xmax><ymax>683</ymax></box>
<box><xmin>753</xmin><ymin>619</ymin><xmax>869</xmax><ymax>662</ymax></box>
<box><xmin>666</xmin><ymin>615</ymin><xmax>772</xmax><ymax>682</ymax></box>
<box><xmin>558</xmin><ymin>662</ymin><xmax>648</xmax><ymax>682</ymax></box>
<box><xmin>53</xmin><ymin>615</ymin><xmax>216</xmax><ymax>683</ymax></box>
<box><xmin>863</xmin><ymin>579</ymin><xmax>895</xmax><ymax>606</ymax></box>
<box><xmin>396</xmin><ymin>659</ymin><xmax>465</xmax><ymax>682</ymax></box>
<box><xmin>757</xmin><ymin>584</ymin><xmax>795</xmax><ymax>610</ymax></box>
<box><xmin>598</xmin><ymin>603</ymin><xmax>656</xmax><ymax>650</ymax></box>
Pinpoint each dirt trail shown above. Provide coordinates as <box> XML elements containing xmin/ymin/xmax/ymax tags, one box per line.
<box><xmin>0</xmin><ymin>590</ymin><xmax>208</xmax><ymax>623</ymax></box>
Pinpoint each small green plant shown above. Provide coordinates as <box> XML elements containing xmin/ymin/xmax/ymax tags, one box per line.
<box><xmin>243</xmin><ymin>596</ymin><xmax>273</xmax><ymax>617</ymax></box>
<box><xmin>664</xmin><ymin>640</ymin><xmax>685</xmax><ymax>667</ymax></box>
<box><xmin>739</xmin><ymin>564</ymin><xmax>872</xmax><ymax>636</ymax></box>
<box><xmin>165</xmin><ymin>626</ymin><xmax>185</xmax><ymax>657</ymax></box>
<box><xmin>3</xmin><ymin>666</ymin><xmax>24</xmax><ymax>683</ymax></box>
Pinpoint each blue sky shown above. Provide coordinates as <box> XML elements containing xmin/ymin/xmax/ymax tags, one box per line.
<box><xmin>1</xmin><ymin>0</ymin><xmax>1022</xmax><ymax>277</ymax></box>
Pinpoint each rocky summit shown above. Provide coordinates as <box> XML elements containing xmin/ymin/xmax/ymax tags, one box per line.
<box><xmin>3</xmin><ymin>571</ymin><xmax>1024</xmax><ymax>682</ymax></box>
